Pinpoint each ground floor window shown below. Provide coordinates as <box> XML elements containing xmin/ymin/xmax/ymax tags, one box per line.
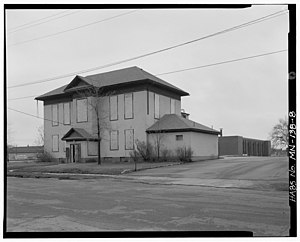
<box><xmin>176</xmin><ymin>135</ymin><xmax>183</xmax><ymax>141</ymax></box>
<box><xmin>88</xmin><ymin>141</ymin><xmax>98</xmax><ymax>156</ymax></box>
<box><xmin>125</xmin><ymin>129</ymin><xmax>134</xmax><ymax>150</ymax></box>
<box><xmin>52</xmin><ymin>135</ymin><xmax>59</xmax><ymax>152</ymax></box>
<box><xmin>110</xmin><ymin>130</ymin><xmax>119</xmax><ymax>150</ymax></box>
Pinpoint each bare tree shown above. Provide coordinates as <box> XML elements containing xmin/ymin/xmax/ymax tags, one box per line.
<box><xmin>149</xmin><ymin>119</ymin><xmax>165</xmax><ymax>161</ymax></box>
<box><xmin>269</xmin><ymin>117</ymin><xmax>288</xmax><ymax>150</ymax></box>
<box><xmin>7</xmin><ymin>122</ymin><xmax>14</xmax><ymax>162</ymax></box>
<box><xmin>34</xmin><ymin>125</ymin><xmax>44</xmax><ymax>146</ymax></box>
<box><xmin>152</xmin><ymin>130</ymin><xmax>165</xmax><ymax>161</ymax></box>
<box><xmin>77</xmin><ymin>84</ymin><xmax>111</xmax><ymax>165</ymax></box>
<box><xmin>7</xmin><ymin>122</ymin><xmax>14</xmax><ymax>146</ymax></box>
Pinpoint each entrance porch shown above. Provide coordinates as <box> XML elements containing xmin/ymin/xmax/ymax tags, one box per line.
<box><xmin>61</xmin><ymin>128</ymin><xmax>99</xmax><ymax>163</ymax></box>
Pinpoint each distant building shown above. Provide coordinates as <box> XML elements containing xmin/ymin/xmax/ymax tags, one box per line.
<box><xmin>8</xmin><ymin>146</ymin><xmax>44</xmax><ymax>161</ymax></box>
<box><xmin>218</xmin><ymin>136</ymin><xmax>271</xmax><ymax>157</ymax></box>
<box><xmin>35</xmin><ymin>66</ymin><xmax>220</xmax><ymax>163</ymax></box>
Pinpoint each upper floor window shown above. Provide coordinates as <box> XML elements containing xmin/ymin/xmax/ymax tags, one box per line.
<box><xmin>76</xmin><ymin>98</ymin><xmax>88</xmax><ymax>123</ymax></box>
<box><xmin>63</xmin><ymin>102</ymin><xmax>71</xmax><ymax>125</ymax></box>
<box><xmin>52</xmin><ymin>104</ymin><xmax>59</xmax><ymax>126</ymax></box>
<box><xmin>124</xmin><ymin>93</ymin><xmax>133</xmax><ymax>119</ymax></box>
<box><xmin>110</xmin><ymin>95</ymin><xmax>118</xmax><ymax>121</ymax></box>
<box><xmin>154</xmin><ymin>93</ymin><xmax>160</xmax><ymax>119</ymax></box>
<box><xmin>170</xmin><ymin>98</ymin><xmax>175</xmax><ymax>114</ymax></box>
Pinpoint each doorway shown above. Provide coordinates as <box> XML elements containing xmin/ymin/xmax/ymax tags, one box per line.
<box><xmin>70</xmin><ymin>144</ymin><xmax>81</xmax><ymax>163</ymax></box>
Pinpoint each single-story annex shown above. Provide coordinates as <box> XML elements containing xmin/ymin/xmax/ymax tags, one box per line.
<box><xmin>35</xmin><ymin>66</ymin><xmax>220</xmax><ymax>162</ymax></box>
<box><xmin>218</xmin><ymin>136</ymin><xmax>271</xmax><ymax>156</ymax></box>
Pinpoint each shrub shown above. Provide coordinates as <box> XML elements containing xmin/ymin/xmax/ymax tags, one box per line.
<box><xmin>176</xmin><ymin>146</ymin><xmax>193</xmax><ymax>162</ymax></box>
<box><xmin>135</xmin><ymin>140</ymin><xmax>154</xmax><ymax>161</ymax></box>
<box><xmin>38</xmin><ymin>151</ymin><xmax>56</xmax><ymax>163</ymax></box>
<box><xmin>160</xmin><ymin>149</ymin><xmax>173</xmax><ymax>162</ymax></box>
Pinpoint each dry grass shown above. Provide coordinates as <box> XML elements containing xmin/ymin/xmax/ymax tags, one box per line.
<box><xmin>7</xmin><ymin>160</ymin><xmax>181</xmax><ymax>177</ymax></box>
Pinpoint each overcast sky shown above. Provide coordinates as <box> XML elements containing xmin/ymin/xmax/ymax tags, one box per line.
<box><xmin>6</xmin><ymin>4</ymin><xmax>289</xmax><ymax>146</ymax></box>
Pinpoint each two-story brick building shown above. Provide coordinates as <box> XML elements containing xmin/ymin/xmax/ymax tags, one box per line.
<box><xmin>35</xmin><ymin>66</ymin><xmax>220</xmax><ymax>162</ymax></box>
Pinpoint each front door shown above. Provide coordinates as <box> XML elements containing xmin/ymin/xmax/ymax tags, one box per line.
<box><xmin>70</xmin><ymin>144</ymin><xmax>81</xmax><ymax>163</ymax></box>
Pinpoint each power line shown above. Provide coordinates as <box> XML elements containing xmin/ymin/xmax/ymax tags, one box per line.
<box><xmin>9</xmin><ymin>8</ymin><xmax>287</xmax><ymax>48</ymax></box>
<box><xmin>7</xmin><ymin>9</ymin><xmax>288</xmax><ymax>89</ymax></box>
<box><xmin>7</xmin><ymin>48</ymin><xmax>287</xmax><ymax>101</ymax></box>
<box><xmin>8</xmin><ymin>107</ymin><xmax>63</xmax><ymax>125</ymax></box>
<box><xmin>8</xmin><ymin>95</ymin><xmax>37</xmax><ymax>101</ymax></box>
<box><xmin>8</xmin><ymin>9</ymin><xmax>139</xmax><ymax>46</ymax></box>
<box><xmin>157</xmin><ymin>49</ymin><xmax>287</xmax><ymax>76</ymax></box>
<box><xmin>7</xmin><ymin>10</ymin><xmax>82</xmax><ymax>34</ymax></box>
<box><xmin>7</xmin><ymin>10</ymin><xmax>70</xmax><ymax>31</ymax></box>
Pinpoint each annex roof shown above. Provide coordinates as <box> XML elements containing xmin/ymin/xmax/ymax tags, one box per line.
<box><xmin>61</xmin><ymin>128</ymin><xmax>98</xmax><ymax>141</ymax></box>
<box><xmin>35</xmin><ymin>66</ymin><xmax>189</xmax><ymax>101</ymax></box>
<box><xmin>146</xmin><ymin>114</ymin><xmax>220</xmax><ymax>135</ymax></box>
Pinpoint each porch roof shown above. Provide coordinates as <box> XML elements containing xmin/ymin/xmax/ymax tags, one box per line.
<box><xmin>61</xmin><ymin>128</ymin><xmax>98</xmax><ymax>141</ymax></box>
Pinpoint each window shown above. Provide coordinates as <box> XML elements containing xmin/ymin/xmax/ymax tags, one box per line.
<box><xmin>125</xmin><ymin>129</ymin><xmax>134</xmax><ymax>150</ymax></box>
<box><xmin>147</xmin><ymin>89</ymin><xmax>149</xmax><ymax>115</ymax></box>
<box><xmin>124</xmin><ymin>93</ymin><xmax>133</xmax><ymax>119</ymax></box>
<box><xmin>88</xmin><ymin>141</ymin><xmax>98</xmax><ymax>156</ymax></box>
<box><xmin>154</xmin><ymin>93</ymin><xmax>159</xmax><ymax>119</ymax></box>
<box><xmin>63</xmin><ymin>141</ymin><xmax>67</xmax><ymax>152</ymax></box>
<box><xmin>110</xmin><ymin>130</ymin><xmax>119</xmax><ymax>150</ymax></box>
<box><xmin>170</xmin><ymin>98</ymin><xmax>175</xmax><ymax>114</ymax></box>
<box><xmin>76</xmin><ymin>98</ymin><xmax>88</xmax><ymax>122</ymax></box>
<box><xmin>63</xmin><ymin>102</ymin><xmax>71</xmax><ymax>125</ymax></box>
<box><xmin>109</xmin><ymin>95</ymin><xmax>118</xmax><ymax>121</ymax></box>
<box><xmin>176</xmin><ymin>135</ymin><xmax>183</xmax><ymax>141</ymax></box>
<box><xmin>52</xmin><ymin>135</ymin><xmax>59</xmax><ymax>152</ymax></box>
<box><xmin>52</xmin><ymin>104</ymin><xmax>59</xmax><ymax>126</ymax></box>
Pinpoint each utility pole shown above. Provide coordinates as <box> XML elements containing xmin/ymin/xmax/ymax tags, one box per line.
<box><xmin>97</xmin><ymin>115</ymin><xmax>101</xmax><ymax>165</ymax></box>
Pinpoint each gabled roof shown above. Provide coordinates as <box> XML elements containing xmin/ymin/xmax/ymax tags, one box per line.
<box><xmin>35</xmin><ymin>66</ymin><xmax>189</xmax><ymax>101</ymax></box>
<box><xmin>35</xmin><ymin>84</ymin><xmax>69</xmax><ymax>100</ymax></box>
<box><xmin>146</xmin><ymin>114</ymin><xmax>220</xmax><ymax>135</ymax></box>
<box><xmin>63</xmin><ymin>75</ymin><xmax>94</xmax><ymax>92</ymax></box>
<box><xmin>61</xmin><ymin>128</ymin><xmax>98</xmax><ymax>141</ymax></box>
<box><xmin>8</xmin><ymin>146</ymin><xmax>44</xmax><ymax>154</ymax></box>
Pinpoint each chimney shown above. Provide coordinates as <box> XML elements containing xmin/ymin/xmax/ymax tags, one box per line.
<box><xmin>219</xmin><ymin>128</ymin><xmax>223</xmax><ymax>137</ymax></box>
<box><xmin>181</xmin><ymin>109</ymin><xmax>190</xmax><ymax>119</ymax></box>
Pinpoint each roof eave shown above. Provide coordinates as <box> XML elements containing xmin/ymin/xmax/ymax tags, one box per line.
<box><xmin>148</xmin><ymin>79</ymin><xmax>189</xmax><ymax>96</ymax></box>
<box><xmin>146</xmin><ymin>128</ymin><xmax>220</xmax><ymax>135</ymax></box>
<box><xmin>61</xmin><ymin>137</ymin><xmax>99</xmax><ymax>141</ymax></box>
<box><xmin>35</xmin><ymin>93</ymin><xmax>71</xmax><ymax>101</ymax></box>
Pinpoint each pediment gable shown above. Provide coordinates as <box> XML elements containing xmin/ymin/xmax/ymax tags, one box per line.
<box><xmin>61</xmin><ymin>128</ymin><xmax>98</xmax><ymax>141</ymax></box>
<box><xmin>63</xmin><ymin>76</ymin><xmax>92</xmax><ymax>92</ymax></box>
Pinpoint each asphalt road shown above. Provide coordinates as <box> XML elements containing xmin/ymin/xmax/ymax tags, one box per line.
<box><xmin>6</xmin><ymin>157</ymin><xmax>290</xmax><ymax>236</ymax></box>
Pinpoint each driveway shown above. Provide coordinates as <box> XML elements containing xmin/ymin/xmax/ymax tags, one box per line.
<box><xmin>6</xmin><ymin>156</ymin><xmax>290</xmax><ymax>236</ymax></box>
<box><xmin>126</xmin><ymin>156</ymin><xmax>288</xmax><ymax>190</ymax></box>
